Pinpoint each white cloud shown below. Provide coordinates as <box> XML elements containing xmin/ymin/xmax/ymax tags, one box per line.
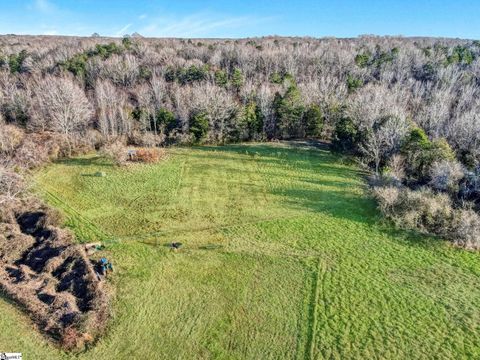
<box><xmin>139</xmin><ymin>14</ymin><xmax>147</xmax><ymax>20</ymax></box>
<box><xmin>32</xmin><ymin>0</ymin><xmax>56</xmax><ymax>13</ymax></box>
<box><xmin>139</xmin><ymin>12</ymin><xmax>274</xmax><ymax>38</ymax></box>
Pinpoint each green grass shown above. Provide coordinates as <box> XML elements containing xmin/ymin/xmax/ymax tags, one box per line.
<box><xmin>1</xmin><ymin>142</ymin><xmax>479</xmax><ymax>359</ymax></box>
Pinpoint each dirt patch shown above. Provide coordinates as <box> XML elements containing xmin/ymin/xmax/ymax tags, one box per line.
<box><xmin>0</xmin><ymin>200</ymin><xmax>110</xmax><ymax>350</ymax></box>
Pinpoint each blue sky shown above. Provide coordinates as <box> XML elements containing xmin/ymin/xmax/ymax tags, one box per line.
<box><xmin>1</xmin><ymin>0</ymin><xmax>479</xmax><ymax>39</ymax></box>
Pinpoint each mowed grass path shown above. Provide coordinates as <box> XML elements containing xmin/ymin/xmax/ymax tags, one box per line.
<box><xmin>1</xmin><ymin>142</ymin><xmax>479</xmax><ymax>359</ymax></box>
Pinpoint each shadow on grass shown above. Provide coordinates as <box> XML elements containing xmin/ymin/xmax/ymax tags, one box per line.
<box><xmin>80</xmin><ymin>173</ymin><xmax>105</xmax><ymax>177</ymax></box>
<box><xmin>190</xmin><ymin>143</ymin><xmax>456</xmax><ymax>253</ymax></box>
<box><xmin>189</xmin><ymin>144</ymin><xmax>362</xmax><ymax>181</ymax></box>
<box><xmin>55</xmin><ymin>156</ymin><xmax>114</xmax><ymax>167</ymax></box>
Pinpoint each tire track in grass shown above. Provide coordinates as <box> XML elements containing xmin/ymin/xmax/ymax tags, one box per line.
<box><xmin>129</xmin><ymin>214</ymin><xmax>310</xmax><ymax>244</ymax></box>
<box><xmin>174</xmin><ymin>158</ymin><xmax>187</xmax><ymax>197</ymax></box>
<box><xmin>306</xmin><ymin>257</ymin><xmax>324</xmax><ymax>360</ymax></box>
<box><xmin>42</xmin><ymin>188</ymin><xmax>115</xmax><ymax>243</ymax></box>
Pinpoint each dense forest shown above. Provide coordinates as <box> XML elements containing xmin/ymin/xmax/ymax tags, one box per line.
<box><xmin>1</xmin><ymin>34</ymin><xmax>480</xmax><ymax>248</ymax></box>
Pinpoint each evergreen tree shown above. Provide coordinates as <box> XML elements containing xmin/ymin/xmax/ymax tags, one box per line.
<box><xmin>154</xmin><ymin>108</ymin><xmax>177</xmax><ymax>135</ymax></box>
<box><xmin>243</xmin><ymin>101</ymin><xmax>264</xmax><ymax>139</ymax></box>
<box><xmin>231</xmin><ymin>68</ymin><xmax>244</xmax><ymax>90</ymax></box>
<box><xmin>274</xmin><ymin>84</ymin><xmax>305</xmax><ymax>138</ymax></box>
<box><xmin>214</xmin><ymin>70</ymin><xmax>228</xmax><ymax>87</ymax></box>
<box><xmin>189</xmin><ymin>111</ymin><xmax>209</xmax><ymax>143</ymax></box>
<box><xmin>303</xmin><ymin>104</ymin><xmax>324</xmax><ymax>137</ymax></box>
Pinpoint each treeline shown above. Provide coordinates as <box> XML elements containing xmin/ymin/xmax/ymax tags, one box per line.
<box><xmin>1</xmin><ymin>34</ymin><xmax>480</xmax><ymax>248</ymax></box>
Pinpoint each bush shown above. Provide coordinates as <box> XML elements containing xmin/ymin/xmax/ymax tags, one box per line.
<box><xmin>0</xmin><ymin>167</ymin><xmax>26</xmax><ymax>204</ymax></box>
<box><xmin>346</xmin><ymin>75</ymin><xmax>363</xmax><ymax>93</ymax></box>
<box><xmin>429</xmin><ymin>160</ymin><xmax>464</xmax><ymax>192</ymax></box>
<box><xmin>450</xmin><ymin>208</ymin><xmax>480</xmax><ymax>249</ymax></box>
<box><xmin>373</xmin><ymin>185</ymin><xmax>480</xmax><ymax>249</ymax></box>
<box><xmin>385</xmin><ymin>187</ymin><xmax>453</xmax><ymax>232</ymax></box>
<box><xmin>214</xmin><ymin>70</ymin><xmax>228</xmax><ymax>87</ymax></box>
<box><xmin>382</xmin><ymin>155</ymin><xmax>406</xmax><ymax>185</ymax></box>
<box><xmin>0</xmin><ymin>123</ymin><xmax>24</xmax><ymax>154</ymax></box>
<box><xmin>133</xmin><ymin>148</ymin><xmax>167</xmax><ymax>163</ymax></box>
<box><xmin>231</xmin><ymin>68</ymin><xmax>244</xmax><ymax>89</ymax></box>
<box><xmin>101</xmin><ymin>141</ymin><xmax>128</xmax><ymax>166</ymax></box>
<box><xmin>372</xmin><ymin>185</ymin><xmax>400</xmax><ymax>216</ymax></box>
<box><xmin>84</xmin><ymin>129</ymin><xmax>105</xmax><ymax>150</ymax></box>
<box><xmin>128</xmin><ymin>131</ymin><xmax>163</xmax><ymax>147</ymax></box>
<box><xmin>12</xmin><ymin>137</ymin><xmax>51</xmax><ymax>169</ymax></box>
<box><xmin>8</xmin><ymin>132</ymin><xmax>92</xmax><ymax>170</ymax></box>
<box><xmin>354</xmin><ymin>52</ymin><xmax>371</xmax><ymax>68</ymax></box>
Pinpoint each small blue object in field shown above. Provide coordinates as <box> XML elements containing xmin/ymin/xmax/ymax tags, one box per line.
<box><xmin>94</xmin><ymin>171</ymin><xmax>106</xmax><ymax>177</ymax></box>
<box><xmin>99</xmin><ymin>257</ymin><xmax>113</xmax><ymax>274</ymax></box>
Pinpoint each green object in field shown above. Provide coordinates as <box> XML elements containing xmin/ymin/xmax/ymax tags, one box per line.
<box><xmin>95</xmin><ymin>171</ymin><xmax>106</xmax><ymax>177</ymax></box>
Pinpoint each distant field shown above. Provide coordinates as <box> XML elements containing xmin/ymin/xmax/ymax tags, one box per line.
<box><xmin>1</xmin><ymin>142</ymin><xmax>479</xmax><ymax>359</ymax></box>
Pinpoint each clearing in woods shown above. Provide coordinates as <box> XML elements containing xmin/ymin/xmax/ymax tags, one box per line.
<box><xmin>1</xmin><ymin>142</ymin><xmax>479</xmax><ymax>359</ymax></box>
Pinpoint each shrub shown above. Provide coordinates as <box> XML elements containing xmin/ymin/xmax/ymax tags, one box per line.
<box><xmin>128</xmin><ymin>131</ymin><xmax>163</xmax><ymax>147</ymax></box>
<box><xmin>214</xmin><ymin>70</ymin><xmax>228</xmax><ymax>87</ymax></box>
<box><xmin>382</xmin><ymin>154</ymin><xmax>406</xmax><ymax>185</ymax></box>
<box><xmin>354</xmin><ymin>52</ymin><xmax>370</xmax><ymax>68</ymax></box>
<box><xmin>373</xmin><ymin>185</ymin><xmax>480</xmax><ymax>249</ymax></box>
<box><xmin>450</xmin><ymin>208</ymin><xmax>480</xmax><ymax>249</ymax></box>
<box><xmin>84</xmin><ymin>129</ymin><xmax>105</xmax><ymax>150</ymax></box>
<box><xmin>12</xmin><ymin>137</ymin><xmax>51</xmax><ymax>169</ymax></box>
<box><xmin>0</xmin><ymin>167</ymin><xmax>26</xmax><ymax>204</ymax></box>
<box><xmin>346</xmin><ymin>75</ymin><xmax>363</xmax><ymax>93</ymax></box>
<box><xmin>101</xmin><ymin>141</ymin><xmax>128</xmax><ymax>166</ymax></box>
<box><xmin>0</xmin><ymin>123</ymin><xmax>25</xmax><ymax>154</ymax></box>
<box><xmin>372</xmin><ymin>185</ymin><xmax>400</xmax><ymax>216</ymax></box>
<box><xmin>133</xmin><ymin>148</ymin><xmax>167</xmax><ymax>163</ymax></box>
<box><xmin>231</xmin><ymin>68</ymin><xmax>244</xmax><ymax>89</ymax></box>
<box><xmin>9</xmin><ymin>132</ymin><xmax>92</xmax><ymax>170</ymax></box>
<box><xmin>429</xmin><ymin>160</ymin><xmax>464</xmax><ymax>192</ymax></box>
<box><xmin>8</xmin><ymin>50</ymin><xmax>27</xmax><ymax>73</ymax></box>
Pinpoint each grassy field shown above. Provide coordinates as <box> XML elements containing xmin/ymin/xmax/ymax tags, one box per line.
<box><xmin>1</xmin><ymin>142</ymin><xmax>479</xmax><ymax>359</ymax></box>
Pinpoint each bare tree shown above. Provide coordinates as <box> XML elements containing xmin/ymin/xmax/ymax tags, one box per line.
<box><xmin>30</xmin><ymin>76</ymin><xmax>92</xmax><ymax>135</ymax></box>
<box><xmin>348</xmin><ymin>84</ymin><xmax>409</xmax><ymax>174</ymax></box>
<box><xmin>100</xmin><ymin>54</ymin><xmax>139</xmax><ymax>87</ymax></box>
<box><xmin>191</xmin><ymin>83</ymin><xmax>238</xmax><ymax>143</ymax></box>
<box><xmin>95</xmin><ymin>80</ymin><xmax>132</xmax><ymax>138</ymax></box>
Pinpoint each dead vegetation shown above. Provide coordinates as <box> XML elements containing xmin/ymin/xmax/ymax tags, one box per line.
<box><xmin>0</xmin><ymin>199</ymin><xmax>111</xmax><ymax>350</ymax></box>
<box><xmin>130</xmin><ymin>147</ymin><xmax>167</xmax><ymax>163</ymax></box>
<box><xmin>101</xmin><ymin>141</ymin><xmax>167</xmax><ymax>165</ymax></box>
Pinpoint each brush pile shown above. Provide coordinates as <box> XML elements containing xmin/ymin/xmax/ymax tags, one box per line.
<box><xmin>0</xmin><ymin>199</ymin><xmax>110</xmax><ymax>350</ymax></box>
